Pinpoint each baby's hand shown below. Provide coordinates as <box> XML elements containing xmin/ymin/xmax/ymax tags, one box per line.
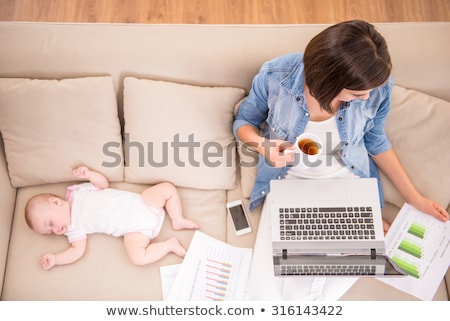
<box><xmin>40</xmin><ymin>253</ymin><xmax>56</xmax><ymax>270</ymax></box>
<box><xmin>73</xmin><ymin>166</ymin><xmax>90</xmax><ymax>179</ymax></box>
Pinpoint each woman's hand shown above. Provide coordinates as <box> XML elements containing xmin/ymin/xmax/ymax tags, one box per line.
<box><xmin>235</xmin><ymin>126</ymin><xmax>296</xmax><ymax>168</ymax></box>
<box><xmin>410</xmin><ymin>195</ymin><xmax>449</xmax><ymax>222</ymax></box>
<box><xmin>257</xmin><ymin>139</ymin><xmax>296</xmax><ymax>168</ymax></box>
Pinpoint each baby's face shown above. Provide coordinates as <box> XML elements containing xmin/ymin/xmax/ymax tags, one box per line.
<box><xmin>32</xmin><ymin>197</ymin><xmax>71</xmax><ymax>235</ymax></box>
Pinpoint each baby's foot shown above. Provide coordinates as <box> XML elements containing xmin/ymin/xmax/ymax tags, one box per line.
<box><xmin>167</xmin><ymin>236</ymin><xmax>187</xmax><ymax>257</ymax></box>
<box><xmin>172</xmin><ymin>217</ymin><xmax>199</xmax><ymax>231</ymax></box>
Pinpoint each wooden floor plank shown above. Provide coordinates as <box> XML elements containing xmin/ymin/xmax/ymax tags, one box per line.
<box><xmin>1</xmin><ymin>0</ymin><xmax>449</xmax><ymax>24</ymax></box>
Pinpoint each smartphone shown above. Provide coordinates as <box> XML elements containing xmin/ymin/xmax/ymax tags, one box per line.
<box><xmin>226</xmin><ymin>200</ymin><xmax>252</xmax><ymax>236</ymax></box>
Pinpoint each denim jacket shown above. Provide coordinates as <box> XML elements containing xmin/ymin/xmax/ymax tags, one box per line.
<box><xmin>233</xmin><ymin>53</ymin><xmax>393</xmax><ymax>211</ymax></box>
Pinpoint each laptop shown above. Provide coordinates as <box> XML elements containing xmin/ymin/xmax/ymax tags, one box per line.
<box><xmin>270</xmin><ymin>178</ymin><xmax>405</xmax><ymax>277</ymax></box>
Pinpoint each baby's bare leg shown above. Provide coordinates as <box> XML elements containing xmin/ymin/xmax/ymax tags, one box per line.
<box><xmin>141</xmin><ymin>182</ymin><xmax>199</xmax><ymax>230</ymax></box>
<box><xmin>124</xmin><ymin>232</ymin><xmax>186</xmax><ymax>266</ymax></box>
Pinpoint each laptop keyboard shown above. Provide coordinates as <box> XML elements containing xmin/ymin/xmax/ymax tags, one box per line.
<box><xmin>278</xmin><ymin>207</ymin><xmax>376</xmax><ymax>240</ymax></box>
<box><xmin>280</xmin><ymin>263</ymin><xmax>377</xmax><ymax>276</ymax></box>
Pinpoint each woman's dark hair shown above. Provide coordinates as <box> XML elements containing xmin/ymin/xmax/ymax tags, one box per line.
<box><xmin>303</xmin><ymin>20</ymin><xmax>392</xmax><ymax>113</ymax></box>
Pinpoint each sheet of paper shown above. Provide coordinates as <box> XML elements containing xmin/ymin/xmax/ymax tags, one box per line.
<box><xmin>379</xmin><ymin>203</ymin><xmax>450</xmax><ymax>300</ymax></box>
<box><xmin>160</xmin><ymin>264</ymin><xmax>181</xmax><ymax>300</ymax></box>
<box><xmin>165</xmin><ymin>231</ymin><xmax>252</xmax><ymax>300</ymax></box>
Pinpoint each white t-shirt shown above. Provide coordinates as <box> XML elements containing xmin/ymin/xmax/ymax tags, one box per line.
<box><xmin>286</xmin><ymin>115</ymin><xmax>357</xmax><ymax>179</ymax></box>
<box><xmin>64</xmin><ymin>183</ymin><xmax>165</xmax><ymax>243</ymax></box>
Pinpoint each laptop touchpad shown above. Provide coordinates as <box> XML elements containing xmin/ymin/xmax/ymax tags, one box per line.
<box><xmin>313</xmin><ymin>181</ymin><xmax>347</xmax><ymax>201</ymax></box>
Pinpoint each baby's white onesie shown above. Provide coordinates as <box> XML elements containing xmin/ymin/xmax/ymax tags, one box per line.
<box><xmin>64</xmin><ymin>183</ymin><xmax>165</xmax><ymax>243</ymax></box>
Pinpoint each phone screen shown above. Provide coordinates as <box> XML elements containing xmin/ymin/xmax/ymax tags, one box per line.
<box><xmin>229</xmin><ymin>204</ymin><xmax>250</xmax><ymax>230</ymax></box>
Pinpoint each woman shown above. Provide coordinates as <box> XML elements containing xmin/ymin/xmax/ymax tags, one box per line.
<box><xmin>234</xmin><ymin>20</ymin><xmax>447</xmax><ymax>223</ymax></box>
<box><xmin>233</xmin><ymin>20</ymin><xmax>448</xmax><ymax>299</ymax></box>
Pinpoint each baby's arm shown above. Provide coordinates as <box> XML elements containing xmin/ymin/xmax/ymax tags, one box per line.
<box><xmin>40</xmin><ymin>239</ymin><xmax>87</xmax><ymax>270</ymax></box>
<box><xmin>73</xmin><ymin>166</ymin><xmax>109</xmax><ymax>190</ymax></box>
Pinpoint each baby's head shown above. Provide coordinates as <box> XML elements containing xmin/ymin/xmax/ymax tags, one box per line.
<box><xmin>25</xmin><ymin>193</ymin><xmax>71</xmax><ymax>235</ymax></box>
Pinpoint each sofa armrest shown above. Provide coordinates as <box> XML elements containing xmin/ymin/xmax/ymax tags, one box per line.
<box><xmin>0</xmin><ymin>135</ymin><xmax>16</xmax><ymax>298</ymax></box>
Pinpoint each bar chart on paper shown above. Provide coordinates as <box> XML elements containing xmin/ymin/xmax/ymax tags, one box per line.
<box><xmin>189</xmin><ymin>249</ymin><xmax>242</xmax><ymax>300</ymax></box>
<box><xmin>165</xmin><ymin>231</ymin><xmax>252</xmax><ymax>300</ymax></box>
<box><xmin>390</xmin><ymin>217</ymin><xmax>439</xmax><ymax>279</ymax></box>
<box><xmin>381</xmin><ymin>204</ymin><xmax>450</xmax><ymax>300</ymax></box>
<box><xmin>205</xmin><ymin>258</ymin><xmax>232</xmax><ymax>300</ymax></box>
<box><xmin>391</xmin><ymin>224</ymin><xmax>426</xmax><ymax>278</ymax></box>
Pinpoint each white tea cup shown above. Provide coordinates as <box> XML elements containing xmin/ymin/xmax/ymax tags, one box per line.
<box><xmin>285</xmin><ymin>133</ymin><xmax>324</xmax><ymax>164</ymax></box>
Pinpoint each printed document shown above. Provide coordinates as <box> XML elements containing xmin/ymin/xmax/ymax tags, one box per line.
<box><xmin>380</xmin><ymin>203</ymin><xmax>450</xmax><ymax>300</ymax></box>
<box><xmin>162</xmin><ymin>231</ymin><xmax>252</xmax><ymax>300</ymax></box>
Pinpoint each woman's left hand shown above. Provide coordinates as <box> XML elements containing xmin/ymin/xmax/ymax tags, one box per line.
<box><xmin>411</xmin><ymin>195</ymin><xmax>449</xmax><ymax>222</ymax></box>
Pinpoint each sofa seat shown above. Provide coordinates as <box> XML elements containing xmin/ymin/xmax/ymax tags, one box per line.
<box><xmin>3</xmin><ymin>182</ymin><xmax>228</xmax><ymax>300</ymax></box>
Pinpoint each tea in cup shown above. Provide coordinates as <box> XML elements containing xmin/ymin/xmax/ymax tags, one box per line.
<box><xmin>293</xmin><ymin>133</ymin><xmax>323</xmax><ymax>164</ymax></box>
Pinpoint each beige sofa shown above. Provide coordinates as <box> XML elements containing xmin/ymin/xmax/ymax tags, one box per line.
<box><xmin>0</xmin><ymin>22</ymin><xmax>449</xmax><ymax>301</ymax></box>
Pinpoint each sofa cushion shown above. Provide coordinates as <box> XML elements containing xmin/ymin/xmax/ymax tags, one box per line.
<box><xmin>0</xmin><ymin>76</ymin><xmax>123</xmax><ymax>187</ymax></box>
<box><xmin>380</xmin><ymin>85</ymin><xmax>450</xmax><ymax>209</ymax></box>
<box><xmin>123</xmin><ymin>77</ymin><xmax>246</xmax><ymax>190</ymax></box>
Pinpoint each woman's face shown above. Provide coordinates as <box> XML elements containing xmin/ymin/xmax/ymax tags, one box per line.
<box><xmin>335</xmin><ymin>88</ymin><xmax>373</xmax><ymax>102</ymax></box>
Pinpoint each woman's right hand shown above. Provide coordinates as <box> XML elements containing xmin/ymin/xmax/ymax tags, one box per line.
<box><xmin>236</xmin><ymin>126</ymin><xmax>295</xmax><ymax>168</ymax></box>
<box><xmin>257</xmin><ymin>139</ymin><xmax>296</xmax><ymax>168</ymax></box>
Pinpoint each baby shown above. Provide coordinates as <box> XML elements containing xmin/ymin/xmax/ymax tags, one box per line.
<box><xmin>25</xmin><ymin>166</ymin><xmax>199</xmax><ymax>270</ymax></box>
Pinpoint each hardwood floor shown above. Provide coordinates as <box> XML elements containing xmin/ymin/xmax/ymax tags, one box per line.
<box><xmin>1</xmin><ymin>0</ymin><xmax>449</xmax><ymax>24</ymax></box>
